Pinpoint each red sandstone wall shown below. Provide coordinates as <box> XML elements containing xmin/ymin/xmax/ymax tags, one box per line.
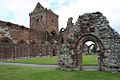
<box><xmin>46</xmin><ymin>10</ymin><xmax>59</xmax><ymax>34</ymax></box>
<box><xmin>0</xmin><ymin>20</ymin><xmax>47</xmax><ymax>44</ymax></box>
<box><xmin>30</xmin><ymin>8</ymin><xmax>59</xmax><ymax>35</ymax></box>
<box><xmin>30</xmin><ymin>11</ymin><xmax>47</xmax><ymax>32</ymax></box>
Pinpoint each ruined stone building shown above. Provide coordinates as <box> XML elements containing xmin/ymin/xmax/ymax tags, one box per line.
<box><xmin>0</xmin><ymin>2</ymin><xmax>59</xmax><ymax>44</ymax></box>
<box><xmin>0</xmin><ymin>2</ymin><xmax>120</xmax><ymax>73</ymax></box>
<box><xmin>0</xmin><ymin>2</ymin><xmax>59</xmax><ymax>58</ymax></box>
<box><xmin>58</xmin><ymin>12</ymin><xmax>120</xmax><ymax>73</ymax></box>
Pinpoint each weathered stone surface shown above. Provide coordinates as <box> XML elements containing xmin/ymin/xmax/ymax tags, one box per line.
<box><xmin>30</xmin><ymin>2</ymin><xmax>59</xmax><ymax>34</ymax></box>
<box><xmin>0</xmin><ymin>2</ymin><xmax>120</xmax><ymax>73</ymax></box>
<box><xmin>0</xmin><ymin>2</ymin><xmax>59</xmax><ymax>57</ymax></box>
<box><xmin>59</xmin><ymin>12</ymin><xmax>120</xmax><ymax>73</ymax></box>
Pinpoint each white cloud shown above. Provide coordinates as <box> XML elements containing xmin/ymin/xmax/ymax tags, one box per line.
<box><xmin>0</xmin><ymin>0</ymin><xmax>53</xmax><ymax>27</ymax></box>
<box><xmin>53</xmin><ymin>0</ymin><xmax>120</xmax><ymax>32</ymax></box>
<box><xmin>0</xmin><ymin>0</ymin><xmax>52</xmax><ymax>13</ymax></box>
<box><xmin>0</xmin><ymin>0</ymin><xmax>120</xmax><ymax>32</ymax></box>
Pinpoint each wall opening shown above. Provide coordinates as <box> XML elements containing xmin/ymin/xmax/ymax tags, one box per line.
<box><xmin>75</xmin><ymin>34</ymin><xmax>104</xmax><ymax>70</ymax></box>
<box><xmin>83</xmin><ymin>41</ymin><xmax>98</xmax><ymax>66</ymax></box>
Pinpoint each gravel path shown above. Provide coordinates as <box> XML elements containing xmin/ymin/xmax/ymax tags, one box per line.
<box><xmin>0</xmin><ymin>62</ymin><xmax>57</xmax><ymax>68</ymax></box>
<box><xmin>0</xmin><ymin>62</ymin><xmax>99</xmax><ymax>71</ymax></box>
<box><xmin>82</xmin><ymin>66</ymin><xmax>99</xmax><ymax>71</ymax></box>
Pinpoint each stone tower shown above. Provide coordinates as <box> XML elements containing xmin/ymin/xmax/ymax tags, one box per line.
<box><xmin>29</xmin><ymin>2</ymin><xmax>59</xmax><ymax>35</ymax></box>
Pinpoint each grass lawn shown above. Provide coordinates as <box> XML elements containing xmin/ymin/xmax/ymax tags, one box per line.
<box><xmin>3</xmin><ymin>55</ymin><xmax>98</xmax><ymax>65</ymax></box>
<box><xmin>3</xmin><ymin>56</ymin><xmax>57</xmax><ymax>65</ymax></box>
<box><xmin>0</xmin><ymin>65</ymin><xmax>120</xmax><ymax>80</ymax></box>
<box><xmin>83</xmin><ymin>55</ymin><xmax>98</xmax><ymax>66</ymax></box>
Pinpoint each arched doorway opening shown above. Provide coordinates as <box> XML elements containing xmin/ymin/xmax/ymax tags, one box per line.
<box><xmin>75</xmin><ymin>34</ymin><xmax>105</xmax><ymax>71</ymax></box>
<box><xmin>83</xmin><ymin>41</ymin><xmax>98</xmax><ymax>66</ymax></box>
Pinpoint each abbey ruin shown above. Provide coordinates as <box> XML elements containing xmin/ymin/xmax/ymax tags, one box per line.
<box><xmin>0</xmin><ymin>2</ymin><xmax>120</xmax><ymax>73</ymax></box>
<box><xmin>58</xmin><ymin>12</ymin><xmax>120</xmax><ymax>73</ymax></box>
<box><xmin>0</xmin><ymin>2</ymin><xmax>59</xmax><ymax>58</ymax></box>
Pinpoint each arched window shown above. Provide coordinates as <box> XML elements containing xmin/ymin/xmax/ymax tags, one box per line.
<box><xmin>37</xmin><ymin>19</ymin><xmax>39</xmax><ymax>23</ymax></box>
<box><xmin>41</xmin><ymin>15</ymin><xmax>43</xmax><ymax>19</ymax></box>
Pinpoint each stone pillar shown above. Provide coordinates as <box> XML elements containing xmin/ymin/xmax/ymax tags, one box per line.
<box><xmin>75</xmin><ymin>46</ymin><xmax>83</xmax><ymax>70</ymax></box>
<box><xmin>79</xmin><ymin>46</ymin><xmax>83</xmax><ymax>70</ymax></box>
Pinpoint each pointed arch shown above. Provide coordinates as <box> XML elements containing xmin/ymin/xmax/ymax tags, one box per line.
<box><xmin>74</xmin><ymin>33</ymin><xmax>105</xmax><ymax>71</ymax></box>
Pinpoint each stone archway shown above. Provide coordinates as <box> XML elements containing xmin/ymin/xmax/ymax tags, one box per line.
<box><xmin>75</xmin><ymin>34</ymin><xmax>105</xmax><ymax>71</ymax></box>
<box><xmin>58</xmin><ymin>12</ymin><xmax>120</xmax><ymax>73</ymax></box>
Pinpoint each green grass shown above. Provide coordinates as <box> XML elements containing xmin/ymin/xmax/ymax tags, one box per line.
<box><xmin>3</xmin><ymin>56</ymin><xmax>57</xmax><ymax>64</ymax></box>
<box><xmin>83</xmin><ymin>55</ymin><xmax>98</xmax><ymax>66</ymax></box>
<box><xmin>4</xmin><ymin>55</ymin><xmax>98</xmax><ymax>65</ymax></box>
<box><xmin>0</xmin><ymin>65</ymin><xmax>120</xmax><ymax>80</ymax></box>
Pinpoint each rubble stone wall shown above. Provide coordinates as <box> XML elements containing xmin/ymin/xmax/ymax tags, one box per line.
<box><xmin>0</xmin><ymin>20</ymin><xmax>52</xmax><ymax>44</ymax></box>
<box><xmin>58</xmin><ymin>12</ymin><xmax>120</xmax><ymax>73</ymax></box>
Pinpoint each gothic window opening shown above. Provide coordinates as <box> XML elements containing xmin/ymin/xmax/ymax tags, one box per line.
<box><xmin>37</xmin><ymin>19</ymin><xmax>39</xmax><ymax>23</ymax></box>
<box><xmin>52</xmin><ymin>19</ymin><xmax>54</xmax><ymax>23</ymax></box>
<box><xmin>41</xmin><ymin>15</ymin><xmax>43</xmax><ymax>19</ymax></box>
<box><xmin>50</xmin><ymin>31</ymin><xmax>55</xmax><ymax>36</ymax></box>
<box><xmin>61</xmin><ymin>37</ymin><xmax>64</xmax><ymax>44</ymax></box>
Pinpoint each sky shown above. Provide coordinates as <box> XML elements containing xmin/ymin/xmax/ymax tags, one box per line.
<box><xmin>0</xmin><ymin>0</ymin><xmax>120</xmax><ymax>33</ymax></box>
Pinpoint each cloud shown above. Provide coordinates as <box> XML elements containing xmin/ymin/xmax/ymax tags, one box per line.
<box><xmin>0</xmin><ymin>0</ymin><xmax>53</xmax><ymax>27</ymax></box>
<box><xmin>52</xmin><ymin>0</ymin><xmax>120</xmax><ymax>33</ymax></box>
<box><xmin>0</xmin><ymin>0</ymin><xmax>120</xmax><ymax>33</ymax></box>
<box><xmin>50</xmin><ymin>0</ymin><xmax>76</xmax><ymax>10</ymax></box>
